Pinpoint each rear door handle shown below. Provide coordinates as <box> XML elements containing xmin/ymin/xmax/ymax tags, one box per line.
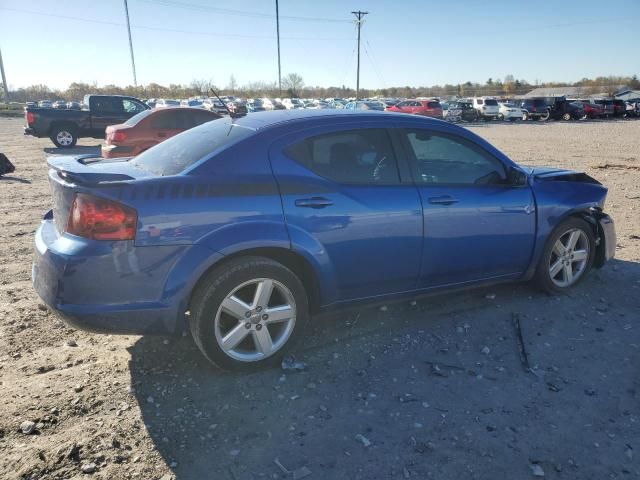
<box><xmin>295</xmin><ymin>197</ymin><xmax>333</xmax><ymax>209</ymax></box>
<box><xmin>428</xmin><ymin>195</ymin><xmax>459</xmax><ymax>205</ymax></box>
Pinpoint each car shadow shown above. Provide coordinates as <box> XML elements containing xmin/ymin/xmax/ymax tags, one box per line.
<box><xmin>44</xmin><ymin>145</ymin><xmax>101</xmax><ymax>156</ymax></box>
<box><xmin>128</xmin><ymin>258</ymin><xmax>639</xmax><ymax>479</ymax></box>
<box><xmin>0</xmin><ymin>175</ymin><xmax>31</xmax><ymax>184</ymax></box>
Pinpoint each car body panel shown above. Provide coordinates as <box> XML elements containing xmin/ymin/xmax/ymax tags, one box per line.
<box><xmin>32</xmin><ymin>110</ymin><xmax>614</xmax><ymax>335</ymax></box>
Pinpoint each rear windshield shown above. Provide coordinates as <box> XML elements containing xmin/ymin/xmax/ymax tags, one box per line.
<box><xmin>427</xmin><ymin>101</ymin><xmax>441</xmax><ymax>108</ymax></box>
<box><xmin>124</xmin><ymin>109</ymin><xmax>153</xmax><ymax>126</ymax></box>
<box><xmin>484</xmin><ymin>99</ymin><xmax>498</xmax><ymax>106</ymax></box>
<box><xmin>130</xmin><ymin>118</ymin><xmax>253</xmax><ymax>176</ymax></box>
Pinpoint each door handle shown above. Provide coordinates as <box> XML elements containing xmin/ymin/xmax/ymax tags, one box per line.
<box><xmin>295</xmin><ymin>197</ymin><xmax>333</xmax><ymax>209</ymax></box>
<box><xmin>428</xmin><ymin>195</ymin><xmax>459</xmax><ymax>205</ymax></box>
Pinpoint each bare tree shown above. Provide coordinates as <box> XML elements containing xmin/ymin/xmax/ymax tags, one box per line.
<box><xmin>227</xmin><ymin>75</ymin><xmax>237</xmax><ymax>94</ymax></box>
<box><xmin>282</xmin><ymin>73</ymin><xmax>304</xmax><ymax>96</ymax></box>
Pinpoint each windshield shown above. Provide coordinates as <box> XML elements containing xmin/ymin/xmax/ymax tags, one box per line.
<box><xmin>124</xmin><ymin>109</ymin><xmax>153</xmax><ymax>126</ymax></box>
<box><xmin>130</xmin><ymin>117</ymin><xmax>254</xmax><ymax>176</ymax></box>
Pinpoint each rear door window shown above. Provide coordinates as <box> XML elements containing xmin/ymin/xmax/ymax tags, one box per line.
<box><xmin>283</xmin><ymin>128</ymin><xmax>401</xmax><ymax>184</ymax></box>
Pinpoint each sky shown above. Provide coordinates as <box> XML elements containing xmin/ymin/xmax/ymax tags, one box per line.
<box><xmin>1</xmin><ymin>0</ymin><xmax>639</xmax><ymax>91</ymax></box>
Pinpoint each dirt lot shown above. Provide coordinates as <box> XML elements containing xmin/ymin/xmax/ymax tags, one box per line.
<box><xmin>1</xmin><ymin>117</ymin><xmax>639</xmax><ymax>480</ymax></box>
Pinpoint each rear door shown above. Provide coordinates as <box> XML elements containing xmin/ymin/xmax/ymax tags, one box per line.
<box><xmin>90</xmin><ymin>97</ymin><xmax>127</xmax><ymax>134</ymax></box>
<box><xmin>398</xmin><ymin>127</ymin><xmax>535</xmax><ymax>287</ymax></box>
<box><xmin>270</xmin><ymin>125</ymin><xmax>423</xmax><ymax>302</ymax></box>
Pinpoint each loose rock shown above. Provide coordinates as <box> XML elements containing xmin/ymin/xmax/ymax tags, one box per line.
<box><xmin>20</xmin><ymin>420</ymin><xmax>36</xmax><ymax>435</ymax></box>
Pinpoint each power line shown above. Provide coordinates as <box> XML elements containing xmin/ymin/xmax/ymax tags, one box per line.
<box><xmin>139</xmin><ymin>0</ymin><xmax>351</xmax><ymax>23</ymax></box>
<box><xmin>123</xmin><ymin>0</ymin><xmax>137</xmax><ymax>86</ymax></box>
<box><xmin>0</xmin><ymin>7</ymin><xmax>351</xmax><ymax>41</ymax></box>
<box><xmin>351</xmin><ymin>10</ymin><xmax>368</xmax><ymax>100</ymax></box>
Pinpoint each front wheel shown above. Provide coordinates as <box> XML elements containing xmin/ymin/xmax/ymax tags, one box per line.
<box><xmin>562</xmin><ymin>112</ymin><xmax>571</xmax><ymax>121</ymax></box>
<box><xmin>50</xmin><ymin>126</ymin><xmax>78</xmax><ymax>148</ymax></box>
<box><xmin>189</xmin><ymin>256</ymin><xmax>309</xmax><ymax>371</ymax></box>
<box><xmin>535</xmin><ymin>218</ymin><xmax>596</xmax><ymax>294</ymax></box>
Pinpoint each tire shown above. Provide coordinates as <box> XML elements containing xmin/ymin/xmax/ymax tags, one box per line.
<box><xmin>189</xmin><ymin>256</ymin><xmax>310</xmax><ymax>371</ymax></box>
<box><xmin>534</xmin><ymin>217</ymin><xmax>596</xmax><ymax>294</ymax></box>
<box><xmin>562</xmin><ymin>112</ymin><xmax>571</xmax><ymax>121</ymax></box>
<box><xmin>522</xmin><ymin>111</ymin><xmax>529</xmax><ymax>121</ymax></box>
<box><xmin>498</xmin><ymin>113</ymin><xmax>504</xmax><ymax>121</ymax></box>
<box><xmin>539</xmin><ymin>109</ymin><xmax>551</xmax><ymax>122</ymax></box>
<box><xmin>50</xmin><ymin>125</ymin><xmax>78</xmax><ymax>148</ymax></box>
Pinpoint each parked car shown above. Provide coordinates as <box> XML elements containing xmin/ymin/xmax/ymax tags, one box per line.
<box><xmin>181</xmin><ymin>99</ymin><xmax>205</xmax><ymax>109</ymax></box>
<box><xmin>227</xmin><ymin>101</ymin><xmax>248</xmax><ymax>116</ymax></box>
<box><xmin>385</xmin><ymin>99</ymin><xmax>443</xmax><ymax>118</ymax></box>
<box><xmin>577</xmin><ymin>99</ymin><xmax>605</xmax><ymax>119</ymax></box>
<box><xmin>282</xmin><ymin>98</ymin><xmax>305</xmax><ymax>110</ymax></box>
<box><xmin>203</xmin><ymin>98</ymin><xmax>228</xmax><ymax>115</ymax></box>
<box><xmin>38</xmin><ymin>100</ymin><xmax>53</xmax><ymax>108</ymax></box>
<box><xmin>146</xmin><ymin>99</ymin><xmax>157</xmax><ymax>108</ymax></box>
<box><xmin>246</xmin><ymin>100</ymin><xmax>266</xmax><ymax>113</ymax></box>
<box><xmin>24</xmin><ymin>94</ymin><xmax>149</xmax><ymax>148</ymax></box>
<box><xmin>101</xmin><ymin>107</ymin><xmax>221</xmax><ymax>159</ymax></box>
<box><xmin>543</xmin><ymin>97</ymin><xmax>585</xmax><ymax>121</ymax></box>
<box><xmin>155</xmin><ymin>99</ymin><xmax>181</xmax><ymax>108</ymax></box>
<box><xmin>498</xmin><ymin>102</ymin><xmax>523</xmax><ymax>121</ymax></box>
<box><xmin>344</xmin><ymin>101</ymin><xmax>385</xmax><ymax>111</ymax></box>
<box><xmin>66</xmin><ymin>101</ymin><xmax>82</xmax><ymax>110</ymax></box>
<box><xmin>593</xmin><ymin>99</ymin><xmax>614</xmax><ymax>118</ymax></box>
<box><xmin>625</xmin><ymin>99</ymin><xmax>640</xmax><ymax>117</ymax></box>
<box><xmin>444</xmin><ymin>101</ymin><xmax>478</xmax><ymax>122</ymax></box>
<box><xmin>32</xmin><ymin>110</ymin><xmax>615</xmax><ymax>370</ymax></box>
<box><xmin>612</xmin><ymin>99</ymin><xmax>626</xmax><ymax>117</ymax></box>
<box><xmin>52</xmin><ymin>100</ymin><xmax>67</xmax><ymax>109</ymax></box>
<box><xmin>517</xmin><ymin>98</ymin><xmax>551</xmax><ymax>121</ymax></box>
<box><xmin>471</xmin><ymin>97</ymin><xmax>499</xmax><ymax>120</ymax></box>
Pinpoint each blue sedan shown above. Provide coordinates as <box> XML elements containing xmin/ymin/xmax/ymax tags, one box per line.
<box><xmin>32</xmin><ymin>110</ymin><xmax>616</xmax><ymax>370</ymax></box>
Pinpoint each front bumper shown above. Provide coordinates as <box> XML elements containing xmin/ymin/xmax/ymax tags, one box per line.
<box><xmin>32</xmin><ymin>213</ymin><xmax>189</xmax><ymax>335</ymax></box>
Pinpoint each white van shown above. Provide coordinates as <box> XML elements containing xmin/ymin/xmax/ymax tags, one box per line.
<box><xmin>472</xmin><ymin>97</ymin><xmax>499</xmax><ymax>120</ymax></box>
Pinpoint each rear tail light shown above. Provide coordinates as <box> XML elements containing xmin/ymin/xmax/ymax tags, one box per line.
<box><xmin>26</xmin><ymin>111</ymin><xmax>35</xmax><ymax>124</ymax></box>
<box><xmin>110</xmin><ymin>130</ymin><xmax>127</xmax><ymax>142</ymax></box>
<box><xmin>66</xmin><ymin>193</ymin><xmax>137</xmax><ymax>240</ymax></box>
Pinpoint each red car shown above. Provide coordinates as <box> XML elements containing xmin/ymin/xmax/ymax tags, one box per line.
<box><xmin>101</xmin><ymin>107</ymin><xmax>221</xmax><ymax>158</ymax></box>
<box><xmin>578</xmin><ymin>100</ymin><xmax>604</xmax><ymax>119</ymax></box>
<box><xmin>386</xmin><ymin>99</ymin><xmax>443</xmax><ymax>119</ymax></box>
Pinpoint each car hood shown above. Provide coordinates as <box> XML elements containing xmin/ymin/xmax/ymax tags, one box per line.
<box><xmin>525</xmin><ymin>166</ymin><xmax>602</xmax><ymax>185</ymax></box>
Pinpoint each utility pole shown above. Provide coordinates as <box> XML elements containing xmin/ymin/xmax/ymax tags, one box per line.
<box><xmin>0</xmin><ymin>47</ymin><xmax>8</xmax><ymax>103</ymax></box>
<box><xmin>123</xmin><ymin>0</ymin><xmax>138</xmax><ymax>86</ymax></box>
<box><xmin>275</xmin><ymin>0</ymin><xmax>282</xmax><ymax>96</ymax></box>
<box><xmin>351</xmin><ymin>10</ymin><xmax>368</xmax><ymax>100</ymax></box>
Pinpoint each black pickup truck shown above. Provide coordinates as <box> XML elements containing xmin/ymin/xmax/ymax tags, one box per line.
<box><xmin>24</xmin><ymin>95</ymin><xmax>149</xmax><ymax>148</ymax></box>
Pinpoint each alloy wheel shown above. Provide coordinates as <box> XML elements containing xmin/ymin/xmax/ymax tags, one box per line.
<box><xmin>548</xmin><ymin>228</ymin><xmax>590</xmax><ymax>288</ymax></box>
<box><xmin>56</xmin><ymin>131</ymin><xmax>74</xmax><ymax>146</ymax></box>
<box><xmin>214</xmin><ymin>278</ymin><xmax>296</xmax><ymax>362</ymax></box>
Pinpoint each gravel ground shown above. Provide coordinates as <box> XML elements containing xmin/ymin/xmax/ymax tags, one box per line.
<box><xmin>0</xmin><ymin>117</ymin><xmax>639</xmax><ymax>480</ymax></box>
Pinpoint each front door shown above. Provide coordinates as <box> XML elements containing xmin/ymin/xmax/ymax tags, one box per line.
<box><xmin>399</xmin><ymin>127</ymin><xmax>536</xmax><ymax>288</ymax></box>
<box><xmin>270</xmin><ymin>125</ymin><xmax>423</xmax><ymax>303</ymax></box>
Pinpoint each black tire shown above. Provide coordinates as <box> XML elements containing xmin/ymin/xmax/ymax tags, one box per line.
<box><xmin>50</xmin><ymin>125</ymin><xmax>78</xmax><ymax>148</ymax></box>
<box><xmin>538</xmin><ymin>109</ymin><xmax>551</xmax><ymax>122</ymax></box>
<box><xmin>189</xmin><ymin>256</ymin><xmax>309</xmax><ymax>371</ymax></box>
<box><xmin>562</xmin><ymin>112</ymin><xmax>571</xmax><ymax>121</ymax></box>
<box><xmin>534</xmin><ymin>217</ymin><xmax>596</xmax><ymax>294</ymax></box>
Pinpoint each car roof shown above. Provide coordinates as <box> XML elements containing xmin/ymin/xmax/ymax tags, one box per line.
<box><xmin>231</xmin><ymin>109</ymin><xmax>445</xmax><ymax>131</ymax></box>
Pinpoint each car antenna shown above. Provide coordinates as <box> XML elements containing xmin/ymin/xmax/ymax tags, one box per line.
<box><xmin>209</xmin><ymin>88</ymin><xmax>238</xmax><ymax>119</ymax></box>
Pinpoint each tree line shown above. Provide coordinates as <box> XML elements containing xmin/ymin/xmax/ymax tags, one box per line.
<box><xmin>4</xmin><ymin>74</ymin><xmax>639</xmax><ymax>103</ymax></box>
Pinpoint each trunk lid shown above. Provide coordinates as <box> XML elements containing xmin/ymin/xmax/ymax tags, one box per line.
<box><xmin>47</xmin><ymin>155</ymin><xmax>154</xmax><ymax>234</ymax></box>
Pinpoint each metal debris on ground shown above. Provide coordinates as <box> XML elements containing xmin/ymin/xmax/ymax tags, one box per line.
<box><xmin>529</xmin><ymin>463</ymin><xmax>545</xmax><ymax>477</ymax></box>
<box><xmin>281</xmin><ymin>355</ymin><xmax>308</xmax><ymax>372</ymax></box>
<box><xmin>273</xmin><ymin>458</ymin><xmax>312</xmax><ymax>479</ymax></box>
<box><xmin>512</xmin><ymin>312</ymin><xmax>533</xmax><ymax>373</ymax></box>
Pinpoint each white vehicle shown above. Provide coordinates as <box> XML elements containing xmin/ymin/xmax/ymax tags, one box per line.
<box><xmin>202</xmin><ymin>98</ymin><xmax>228</xmax><ymax>115</ymax></box>
<box><xmin>472</xmin><ymin>97</ymin><xmax>499</xmax><ymax>120</ymax></box>
<box><xmin>261</xmin><ymin>98</ymin><xmax>275</xmax><ymax>110</ymax></box>
<box><xmin>282</xmin><ymin>98</ymin><xmax>305</xmax><ymax>110</ymax></box>
<box><xmin>155</xmin><ymin>99</ymin><xmax>181</xmax><ymax>108</ymax></box>
<box><xmin>498</xmin><ymin>102</ymin><xmax>523</xmax><ymax>121</ymax></box>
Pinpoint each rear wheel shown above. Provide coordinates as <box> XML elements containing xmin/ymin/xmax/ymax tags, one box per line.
<box><xmin>538</xmin><ymin>109</ymin><xmax>551</xmax><ymax>121</ymax></box>
<box><xmin>189</xmin><ymin>256</ymin><xmax>309</xmax><ymax>371</ymax></box>
<box><xmin>50</xmin><ymin>126</ymin><xmax>78</xmax><ymax>148</ymax></box>
<box><xmin>535</xmin><ymin>218</ymin><xmax>595</xmax><ymax>294</ymax></box>
<box><xmin>562</xmin><ymin>112</ymin><xmax>572</xmax><ymax>121</ymax></box>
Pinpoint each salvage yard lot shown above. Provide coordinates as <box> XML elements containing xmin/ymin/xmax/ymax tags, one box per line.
<box><xmin>0</xmin><ymin>116</ymin><xmax>639</xmax><ymax>480</ymax></box>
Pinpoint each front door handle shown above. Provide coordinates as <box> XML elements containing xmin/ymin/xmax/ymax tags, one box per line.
<box><xmin>295</xmin><ymin>197</ymin><xmax>333</xmax><ymax>209</ymax></box>
<box><xmin>428</xmin><ymin>195</ymin><xmax>458</xmax><ymax>205</ymax></box>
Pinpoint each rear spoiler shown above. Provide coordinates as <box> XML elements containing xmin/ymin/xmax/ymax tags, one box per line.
<box><xmin>47</xmin><ymin>155</ymin><xmax>136</xmax><ymax>185</ymax></box>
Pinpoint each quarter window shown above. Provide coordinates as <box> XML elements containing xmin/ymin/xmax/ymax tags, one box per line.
<box><xmin>283</xmin><ymin>129</ymin><xmax>400</xmax><ymax>184</ymax></box>
<box><xmin>403</xmin><ymin>129</ymin><xmax>506</xmax><ymax>185</ymax></box>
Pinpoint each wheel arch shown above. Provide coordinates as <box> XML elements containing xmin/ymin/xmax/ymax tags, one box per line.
<box><xmin>49</xmin><ymin>120</ymin><xmax>78</xmax><ymax>137</ymax></box>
